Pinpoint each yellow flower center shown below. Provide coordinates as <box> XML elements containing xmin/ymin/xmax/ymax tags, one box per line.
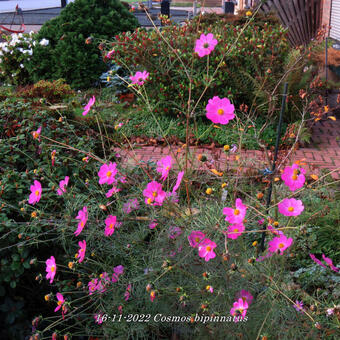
<box><xmin>106</xmin><ymin>170</ymin><xmax>112</xmax><ymax>178</ymax></box>
<box><xmin>35</xmin><ymin>190</ymin><xmax>40</xmax><ymax>196</ymax></box>
<box><xmin>206</xmin><ymin>246</ymin><xmax>212</xmax><ymax>252</ymax></box>
<box><xmin>152</xmin><ymin>191</ymin><xmax>158</xmax><ymax>197</ymax></box>
<box><xmin>165</xmin><ymin>166</ymin><xmax>169</xmax><ymax>170</ymax></box>
<box><xmin>234</xmin><ymin>228</ymin><xmax>239</xmax><ymax>233</ymax></box>
<box><xmin>217</xmin><ymin>108</ymin><xmax>224</xmax><ymax>115</ymax></box>
<box><xmin>109</xmin><ymin>223</ymin><xmax>114</xmax><ymax>229</ymax></box>
<box><xmin>195</xmin><ymin>237</ymin><xmax>200</xmax><ymax>243</ymax></box>
<box><xmin>81</xmin><ymin>221</ymin><xmax>84</xmax><ymax>227</ymax></box>
<box><xmin>51</xmin><ymin>265</ymin><xmax>55</xmax><ymax>272</ymax></box>
<box><xmin>278</xmin><ymin>243</ymin><xmax>285</xmax><ymax>249</ymax></box>
<box><xmin>291</xmin><ymin>174</ymin><xmax>298</xmax><ymax>180</ymax></box>
<box><xmin>234</xmin><ymin>209</ymin><xmax>240</xmax><ymax>215</ymax></box>
<box><xmin>288</xmin><ymin>206</ymin><xmax>294</xmax><ymax>212</ymax></box>
<box><xmin>58</xmin><ymin>300</ymin><xmax>62</xmax><ymax>305</ymax></box>
<box><xmin>147</xmin><ymin>198</ymin><xmax>153</xmax><ymax>204</ymax></box>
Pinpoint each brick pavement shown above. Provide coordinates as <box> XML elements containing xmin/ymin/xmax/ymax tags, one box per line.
<box><xmin>114</xmin><ymin>119</ymin><xmax>340</xmax><ymax>180</ymax></box>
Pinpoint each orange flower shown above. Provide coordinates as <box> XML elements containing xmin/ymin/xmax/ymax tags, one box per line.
<box><xmin>310</xmin><ymin>174</ymin><xmax>318</xmax><ymax>180</ymax></box>
<box><xmin>210</xmin><ymin>169</ymin><xmax>223</xmax><ymax>176</ymax></box>
<box><xmin>256</xmin><ymin>192</ymin><xmax>264</xmax><ymax>199</ymax></box>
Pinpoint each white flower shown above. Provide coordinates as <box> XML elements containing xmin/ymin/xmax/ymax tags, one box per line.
<box><xmin>39</xmin><ymin>38</ymin><xmax>49</xmax><ymax>46</ymax></box>
<box><xmin>20</xmin><ymin>64</ymin><xmax>24</xmax><ymax>68</ymax></box>
<box><xmin>326</xmin><ymin>308</ymin><xmax>334</xmax><ymax>316</ymax></box>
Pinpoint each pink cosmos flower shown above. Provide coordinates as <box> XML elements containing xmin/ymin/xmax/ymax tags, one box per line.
<box><xmin>57</xmin><ymin>176</ymin><xmax>69</xmax><ymax>196</ymax></box>
<box><xmin>322</xmin><ymin>254</ymin><xmax>339</xmax><ymax>272</ymax></box>
<box><xmin>235</xmin><ymin>290</ymin><xmax>253</xmax><ymax>305</ymax></box>
<box><xmin>168</xmin><ymin>226</ymin><xmax>182</xmax><ymax>239</ymax></box>
<box><xmin>113</xmin><ymin>265</ymin><xmax>124</xmax><ymax>275</ymax></box>
<box><xmin>88</xmin><ymin>278</ymin><xmax>99</xmax><ymax>295</ymax></box>
<box><xmin>112</xmin><ymin>265</ymin><xmax>124</xmax><ymax>282</ymax></box>
<box><xmin>150</xmin><ymin>290</ymin><xmax>156</xmax><ymax>302</ymax></box>
<box><xmin>77</xmin><ymin>240</ymin><xmax>86</xmax><ymax>263</ymax></box>
<box><xmin>198</xmin><ymin>238</ymin><xmax>217</xmax><ymax>262</ymax></box>
<box><xmin>172</xmin><ymin>171</ymin><xmax>184</xmax><ymax>194</ymax></box>
<box><xmin>149</xmin><ymin>220</ymin><xmax>158</xmax><ymax>229</ymax></box>
<box><xmin>46</xmin><ymin>256</ymin><xmax>57</xmax><ymax>284</ymax></box>
<box><xmin>281</xmin><ymin>164</ymin><xmax>306</xmax><ymax>191</ymax></box>
<box><xmin>206</xmin><ymin>285</ymin><xmax>214</xmax><ymax>293</ymax></box>
<box><xmin>267</xmin><ymin>225</ymin><xmax>284</xmax><ymax>236</ymax></box>
<box><xmin>82</xmin><ymin>95</ymin><xmax>95</xmax><ymax>116</ymax></box>
<box><xmin>117</xmin><ymin>175</ymin><xmax>127</xmax><ymax>183</ymax></box>
<box><xmin>293</xmin><ymin>300</ymin><xmax>304</xmax><ymax>313</ymax></box>
<box><xmin>94</xmin><ymin>281</ymin><xmax>106</xmax><ymax>294</ymax></box>
<box><xmin>225</xmin><ymin>223</ymin><xmax>245</xmax><ymax>240</ymax></box>
<box><xmin>75</xmin><ymin>206</ymin><xmax>88</xmax><ymax>236</ymax></box>
<box><xmin>188</xmin><ymin>230</ymin><xmax>206</xmax><ymax>247</ymax></box>
<box><xmin>99</xmin><ymin>272</ymin><xmax>110</xmax><ymax>283</ymax></box>
<box><xmin>143</xmin><ymin>181</ymin><xmax>167</xmax><ymax>206</ymax></box>
<box><xmin>194</xmin><ymin>33</ymin><xmax>218</xmax><ymax>57</ymax></box>
<box><xmin>256</xmin><ymin>251</ymin><xmax>275</xmax><ymax>262</ymax></box>
<box><xmin>106</xmin><ymin>49</ymin><xmax>115</xmax><ymax>59</ymax></box>
<box><xmin>54</xmin><ymin>293</ymin><xmax>65</xmax><ymax>313</ymax></box>
<box><xmin>268</xmin><ymin>234</ymin><xmax>293</xmax><ymax>255</ymax></box>
<box><xmin>94</xmin><ymin>312</ymin><xmax>103</xmax><ymax>324</ymax></box>
<box><xmin>130</xmin><ymin>71</ymin><xmax>149</xmax><ymax>85</ymax></box>
<box><xmin>122</xmin><ymin>198</ymin><xmax>139</xmax><ymax>214</ymax></box>
<box><xmin>28</xmin><ymin>180</ymin><xmax>42</xmax><ymax>205</ymax></box>
<box><xmin>309</xmin><ymin>253</ymin><xmax>339</xmax><ymax>272</ymax></box>
<box><xmin>157</xmin><ymin>155</ymin><xmax>172</xmax><ymax>181</ymax></box>
<box><xmin>278</xmin><ymin>198</ymin><xmax>304</xmax><ymax>217</ymax></box>
<box><xmin>258</xmin><ymin>218</ymin><xmax>265</xmax><ymax>225</ymax></box>
<box><xmin>206</xmin><ymin>96</ymin><xmax>235</xmax><ymax>125</ymax></box>
<box><xmin>51</xmin><ymin>149</ymin><xmax>56</xmax><ymax>166</ymax></box>
<box><xmin>105</xmin><ymin>215</ymin><xmax>117</xmax><ymax>237</ymax></box>
<box><xmin>124</xmin><ymin>284</ymin><xmax>132</xmax><ymax>301</ymax></box>
<box><xmin>230</xmin><ymin>298</ymin><xmax>248</xmax><ymax>321</ymax></box>
<box><xmin>223</xmin><ymin>198</ymin><xmax>247</xmax><ymax>224</ymax></box>
<box><xmin>98</xmin><ymin>162</ymin><xmax>117</xmax><ymax>185</ymax></box>
<box><xmin>106</xmin><ymin>186</ymin><xmax>121</xmax><ymax>198</ymax></box>
<box><xmin>309</xmin><ymin>253</ymin><xmax>327</xmax><ymax>269</ymax></box>
<box><xmin>32</xmin><ymin>126</ymin><xmax>42</xmax><ymax>141</ymax></box>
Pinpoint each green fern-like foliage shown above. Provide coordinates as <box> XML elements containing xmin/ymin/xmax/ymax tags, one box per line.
<box><xmin>26</xmin><ymin>0</ymin><xmax>139</xmax><ymax>89</ymax></box>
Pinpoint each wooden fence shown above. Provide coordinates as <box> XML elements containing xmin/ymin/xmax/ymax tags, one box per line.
<box><xmin>257</xmin><ymin>0</ymin><xmax>323</xmax><ymax>46</ymax></box>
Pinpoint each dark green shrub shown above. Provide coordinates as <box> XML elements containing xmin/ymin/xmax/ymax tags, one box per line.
<box><xmin>26</xmin><ymin>0</ymin><xmax>139</xmax><ymax>89</ymax></box>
